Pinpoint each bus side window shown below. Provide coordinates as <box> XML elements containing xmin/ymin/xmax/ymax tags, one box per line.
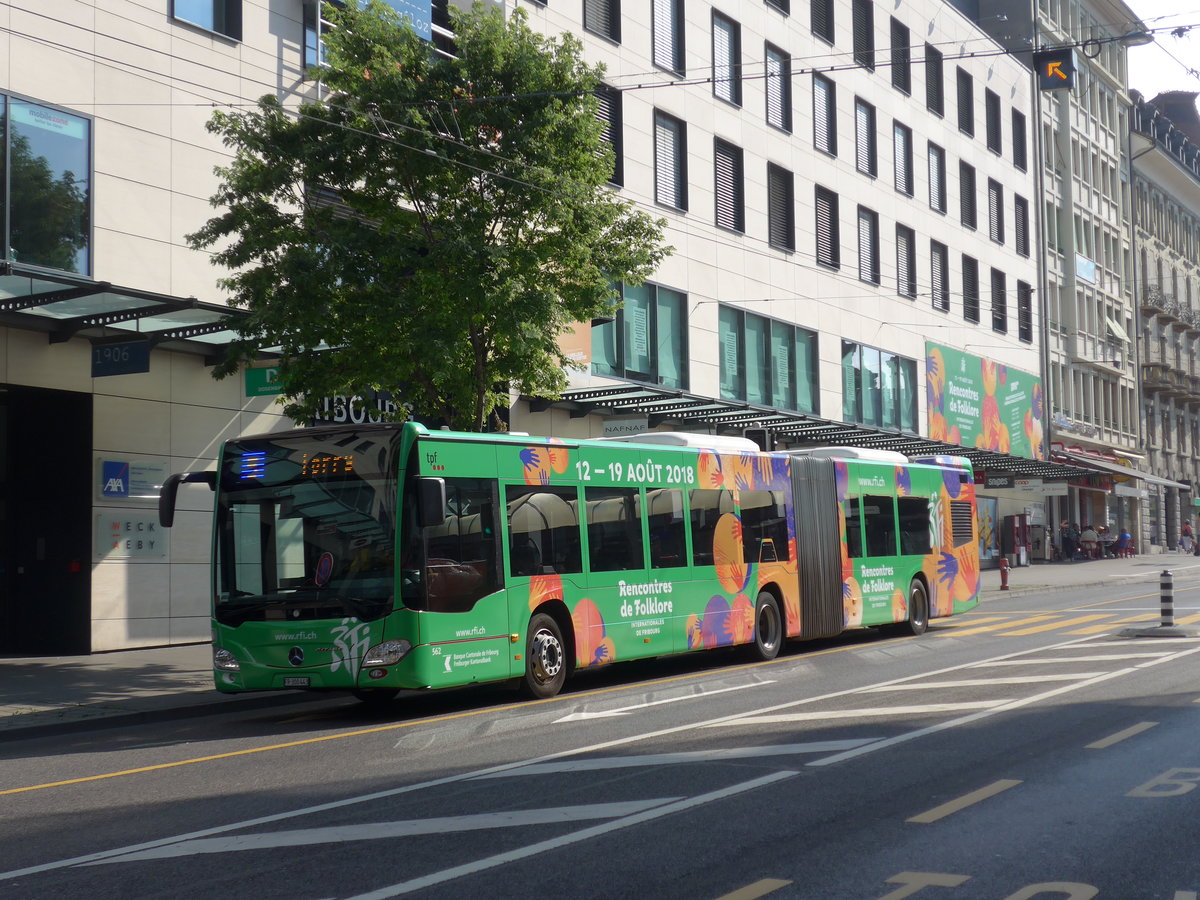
<box><xmin>740</xmin><ymin>489</ymin><xmax>790</xmax><ymax>563</ymax></box>
<box><xmin>689</xmin><ymin>488</ymin><xmax>735</xmax><ymax>567</ymax></box>
<box><xmin>506</xmin><ymin>485</ymin><xmax>581</xmax><ymax>577</ymax></box>
<box><xmin>844</xmin><ymin>497</ymin><xmax>863</xmax><ymax>559</ymax></box>
<box><xmin>864</xmin><ymin>494</ymin><xmax>897</xmax><ymax>557</ymax></box>
<box><xmin>647</xmin><ymin>488</ymin><xmax>687</xmax><ymax>569</ymax></box>
<box><xmin>898</xmin><ymin>497</ymin><xmax>932</xmax><ymax>555</ymax></box>
<box><xmin>584</xmin><ymin>486</ymin><xmax>644</xmax><ymax>572</ymax></box>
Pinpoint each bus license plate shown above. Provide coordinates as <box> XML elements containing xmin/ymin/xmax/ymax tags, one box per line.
<box><xmin>283</xmin><ymin>677</ymin><xmax>310</xmax><ymax>687</ymax></box>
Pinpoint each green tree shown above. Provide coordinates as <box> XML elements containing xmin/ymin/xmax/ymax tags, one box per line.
<box><xmin>190</xmin><ymin>0</ymin><xmax>667</xmax><ymax>430</ymax></box>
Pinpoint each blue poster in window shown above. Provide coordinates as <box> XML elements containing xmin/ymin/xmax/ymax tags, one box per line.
<box><xmin>102</xmin><ymin>461</ymin><xmax>130</xmax><ymax>498</ymax></box>
<box><xmin>383</xmin><ymin>0</ymin><xmax>432</xmax><ymax>40</ymax></box>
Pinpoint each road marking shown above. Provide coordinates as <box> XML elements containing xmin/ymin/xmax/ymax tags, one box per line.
<box><xmin>907</xmin><ymin>779</ymin><xmax>1022</xmax><ymax>824</ymax></box>
<box><xmin>478</xmin><ymin>739</ymin><xmax>880</xmax><ymax>777</ymax></box>
<box><xmin>554</xmin><ymin>681</ymin><xmax>774</xmax><ymax>722</ymax></box>
<box><xmin>341</xmin><ymin>772</ymin><xmax>797</xmax><ymax>899</ymax></box>
<box><xmin>0</xmin><ymin>634</ymin><xmax>1174</xmax><ymax>884</ymax></box>
<box><xmin>715</xmin><ymin>879</ymin><xmax>793</xmax><ymax>900</ymax></box>
<box><xmin>978</xmin><ymin>652</ymin><xmax>1173</xmax><ymax>665</ymax></box>
<box><xmin>708</xmin><ymin>701</ymin><xmax>1006</xmax><ymax>726</ymax></box>
<box><xmin>863</xmin><ymin>674</ymin><xmax>1104</xmax><ymax>690</ymax></box>
<box><xmin>935</xmin><ymin>615</ymin><xmax>1057</xmax><ymax>637</ymax></box>
<box><xmin>1086</xmin><ymin>721</ymin><xmax>1157</xmax><ymax>749</ymax></box>
<box><xmin>1000</xmin><ymin>614</ymin><xmax>1110</xmax><ymax>635</ymax></box>
<box><xmin>1069</xmin><ymin>615</ymin><xmax>1174</xmax><ymax>634</ymax></box>
<box><xmin>880</xmin><ymin>873</ymin><xmax>972</xmax><ymax>899</ymax></box>
<box><xmin>92</xmin><ymin>800</ymin><xmax>678</xmax><ymax>862</ymax></box>
<box><xmin>936</xmin><ymin>616</ymin><xmax>1007</xmax><ymax>628</ymax></box>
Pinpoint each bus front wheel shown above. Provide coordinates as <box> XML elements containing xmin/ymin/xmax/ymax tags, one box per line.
<box><xmin>897</xmin><ymin>579</ymin><xmax>929</xmax><ymax>636</ymax></box>
<box><xmin>749</xmin><ymin>591</ymin><xmax>783</xmax><ymax>661</ymax></box>
<box><xmin>521</xmin><ymin>613</ymin><xmax>567</xmax><ymax>699</ymax></box>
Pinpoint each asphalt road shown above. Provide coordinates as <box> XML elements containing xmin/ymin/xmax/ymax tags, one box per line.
<box><xmin>3</xmin><ymin>582</ymin><xmax>1200</xmax><ymax>900</ymax></box>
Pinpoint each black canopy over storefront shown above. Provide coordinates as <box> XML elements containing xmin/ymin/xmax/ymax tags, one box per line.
<box><xmin>0</xmin><ymin>261</ymin><xmax>253</xmax><ymax>364</ymax></box>
<box><xmin>540</xmin><ymin>384</ymin><xmax>1092</xmax><ymax>481</ymax></box>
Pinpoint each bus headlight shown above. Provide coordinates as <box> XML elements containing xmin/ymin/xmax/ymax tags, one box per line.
<box><xmin>363</xmin><ymin>640</ymin><xmax>412</xmax><ymax>666</ymax></box>
<box><xmin>213</xmin><ymin>648</ymin><xmax>241</xmax><ymax>671</ymax></box>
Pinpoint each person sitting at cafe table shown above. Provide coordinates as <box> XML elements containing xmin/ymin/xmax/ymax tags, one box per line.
<box><xmin>1079</xmin><ymin>524</ymin><xmax>1099</xmax><ymax>559</ymax></box>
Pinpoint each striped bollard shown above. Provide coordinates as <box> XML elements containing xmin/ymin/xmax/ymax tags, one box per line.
<box><xmin>1161</xmin><ymin>570</ymin><xmax>1175</xmax><ymax>627</ymax></box>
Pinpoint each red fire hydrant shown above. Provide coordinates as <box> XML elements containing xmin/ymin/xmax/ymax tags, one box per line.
<box><xmin>999</xmin><ymin>555</ymin><xmax>1010</xmax><ymax>591</ymax></box>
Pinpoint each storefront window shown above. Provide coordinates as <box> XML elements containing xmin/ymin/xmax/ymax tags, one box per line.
<box><xmin>592</xmin><ymin>282</ymin><xmax>688</xmax><ymax>390</ymax></box>
<box><xmin>2</xmin><ymin>96</ymin><xmax>91</xmax><ymax>274</ymax></box>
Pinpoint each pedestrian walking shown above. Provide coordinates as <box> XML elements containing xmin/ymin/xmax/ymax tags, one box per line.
<box><xmin>1181</xmin><ymin>520</ymin><xmax>1193</xmax><ymax>554</ymax></box>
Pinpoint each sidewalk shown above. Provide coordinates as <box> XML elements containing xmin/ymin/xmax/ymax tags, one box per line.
<box><xmin>4</xmin><ymin>553</ymin><xmax>1199</xmax><ymax>739</ymax></box>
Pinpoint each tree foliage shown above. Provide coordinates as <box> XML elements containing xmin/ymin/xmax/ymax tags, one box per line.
<box><xmin>190</xmin><ymin>0</ymin><xmax>667</xmax><ymax>430</ymax></box>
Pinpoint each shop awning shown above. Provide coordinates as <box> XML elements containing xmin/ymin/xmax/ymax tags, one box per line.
<box><xmin>0</xmin><ymin>261</ymin><xmax>257</xmax><ymax>364</ymax></box>
<box><xmin>1052</xmin><ymin>449</ymin><xmax>1189</xmax><ymax>489</ymax></box>
<box><xmin>543</xmin><ymin>384</ymin><xmax>1091</xmax><ymax>480</ymax></box>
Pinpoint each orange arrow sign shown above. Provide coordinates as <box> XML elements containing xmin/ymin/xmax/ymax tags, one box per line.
<box><xmin>1046</xmin><ymin>61</ymin><xmax>1068</xmax><ymax>80</ymax></box>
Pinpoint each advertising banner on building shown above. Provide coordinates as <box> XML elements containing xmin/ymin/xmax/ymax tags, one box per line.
<box><xmin>926</xmin><ymin>342</ymin><xmax>1044</xmax><ymax>458</ymax></box>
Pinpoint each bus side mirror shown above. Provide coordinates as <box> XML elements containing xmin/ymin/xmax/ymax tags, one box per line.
<box><xmin>159</xmin><ymin>471</ymin><xmax>216</xmax><ymax>528</ymax></box>
<box><xmin>417</xmin><ymin>477</ymin><xmax>446</xmax><ymax>529</ymax></box>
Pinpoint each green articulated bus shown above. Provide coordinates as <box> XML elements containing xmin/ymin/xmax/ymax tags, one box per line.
<box><xmin>159</xmin><ymin>422</ymin><xmax>981</xmax><ymax>702</ymax></box>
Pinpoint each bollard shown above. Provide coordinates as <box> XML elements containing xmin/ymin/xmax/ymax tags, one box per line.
<box><xmin>1161</xmin><ymin>570</ymin><xmax>1175</xmax><ymax>627</ymax></box>
<box><xmin>999</xmin><ymin>555</ymin><xmax>1010</xmax><ymax>591</ymax></box>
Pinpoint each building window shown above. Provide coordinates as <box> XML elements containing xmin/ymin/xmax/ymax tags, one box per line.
<box><xmin>962</xmin><ymin>255</ymin><xmax>980</xmax><ymax>323</ymax></box>
<box><xmin>595</xmin><ymin>84</ymin><xmax>623</xmax><ymax>186</ymax></box>
<box><xmin>842</xmin><ymin>341</ymin><xmax>918</xmax><ymax>430</ymax></box>
<box><xmin>1</xmin><ymin>95</ymin><xmax>92</xmax><ymax>273</ymax></box>
<box><xmin>720</xmin><ymin>306</ymin><xmax>817</xmax><ymax>412</ymax></box>
<box><xmin>815</xmin><ymin>185</ymin><xmax>840</xmax><ymax>269</ymax></box>
<box><xmin>928</xmin><ymin>142</ymin><xmax>946</xmax><ymax>213</ymax></box>
<box><xmin>890</xmin><ymin>18</ymin><xmax>910</xmax><ymax>93</ymax></box>
<box><xmin>712</xmin><ymin>12</ymin><xmax>742</xmax><ymax>106</ymax></box>
<box><xmin>766</xmin><ymin>0</ymin><xmax>790</xmax><ymax>13</ymax></box>
<box><xmin>925</xmin><ymin>44</ymin><xmax>944</xmax><ymax>116</ymax></box>
<box><xmin>303</xmin><ymin>1</ymin><xmax>330</xmax><ymax>70</ymax></box>
<box><xmin>956</xmin><ymin>67</ymin><xmax>973</xmax><ymax>136</ymax></box>
<box><xmin>812</xmin><ymin>0</ymin><xmax>834</xmax><ymax>44</ymax></box>
<box><xmin>987</xmin><ymin>178</ymin><xmax>1004</xmax><ymax>244</ymax></box>
<box><xmin>1012</xmin><ymin>109</ymin><xmax>1028</xmax><ymax>171</ymax></box>
<box><xmin>592</xmin><ymin>282</ymin><xmax>688</xmax><ymax>389</ymax></box>
<box><xmin>857</xmin><ymin>206</ymin><xmax>880</xmax><ymax>284</ymax></box>
<box><xmin>854</xmin><ymin>98</ymin><xmax>877</xmax><ymax>177</ymax></box>
<box><xmin>765</xmin><ymin>44</ymin><xmax>792</xmax><ymax>132</ymax></box>
<box><xmin>991</xmin><ymin>267</ymin><xmax>1007</xmax><ymax>334</ymax></box>
<box><xmin>1014</xmin><ymin>194</ymin><xmax>1030</xmax><ymax>256</ymax></box>
<box><xmin>813</xmin><ymin>74</ymin><xmax>837</xmax><ymax>156</ymax></box>
<box><xmin>852</xmin><ymin>0</ymin><xmax>875</xmax><ymax>70</ymax></box>
<box><xmin>896</xmin><ymin>224</ymin><xmax>916</xmax><ymax>298</ymax></box>
<box><xmin>931</xmin><ymin>240</ymin><xmax>949</xmax><ymax>312</ymax></box>
<box><xmin>584</xmin><ymin>0</ymin><xmax>621</xmax><ymax>42</ymax></box>
<box><xmin>713</xmin><ymin>138</ymin><xmax>745</xmax><ymax>233</ymax></box>
<box><xmin>893</xmin><ymin>121</ymin><xmax>913</xmax><ymax>195</ymax></box>
<box><xmin>652</xmin><ymin>0</ymin><xmax>684</xmax><ymax>74</ymax></box>
<box><xmin>654</xmin><ymin>110</ymin><xmax>687</xmax><ymax>210</ymax></box>
<box><xmin>985</xmin><ymin>89</ymin><xmax>1002</xmax><ymax>154</ymax></box>
<box><xmin>767</xmin><ymin>163</ymin><xmax>795</xmax><ymax>251</ymax></box>
<box><xmin>959</xmin><ymin>160</ymin><xmax>977</xmax><ymax>229</ymax></box>
<box><xmin>1017</xmin><ymin>280</ymin><xmax>1033</xmax><ymax>342</ymax></box>
<box><xmin>173</xmin><ymin>0</ymin><xmax>241</xmax><ymax>39</ymax></box>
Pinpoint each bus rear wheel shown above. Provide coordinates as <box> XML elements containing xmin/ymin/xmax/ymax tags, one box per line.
<box><xmin>521</xmin><ymin>613</ymin><xmax>567</xmax><ymax>699</ymax></box>
<box><xmin>896</xmin><ymin>579</ymin><xmax>929</xmax><ymax>636</ymax></box>
<box><xmin>749</xmin><ymin>592</ymin><xmax>783</xmax><ymax>661</ymax></box>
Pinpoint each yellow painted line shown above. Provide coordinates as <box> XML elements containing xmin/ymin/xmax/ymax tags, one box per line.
<box><xmin>935</xmin><ymin>616</ymin><xmax>1008</xmax><ymax>628</ymax></box>
<box><xmin>715</xmin><ymin>879</ymin><xmax>793</xmax><ymax>900</ymax></box>
<box><xmin>1000</xmin><ymin>614</ymin><xmax>1111</xmax><ymax>636</ymax></box>
<box><xmin>907</xmin><ymin>779</ymin><xmax>1022</xmax><ymax>823</ymax></box>
<box><xmin>1086</xmin><ymin>721</ymin><xmax>1157</xmax><ymax>749</ymax></box>
<box><xmin>1067</xmin><ymin>614</ymin><xmax>1155</xmax><ymax>635</ymax></box>
<box><xmin>1175</xmin><ymin>612</ymin><xmax>1200</xmax><ymax>625</ymax></box>
<box><xmin>0</xmin><ymin>635</ymin><xmax>887</xmax><ymax>797</ymax></box>
<box><xmin>936</xmin><ymin>615</ymin><xmax>1057</xmax><ymax>637</ymax></box>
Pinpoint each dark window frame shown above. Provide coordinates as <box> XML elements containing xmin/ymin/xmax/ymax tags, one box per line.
<box><xmin>931</xmin><ymin>239</ymin><xmax>949</xmax><ymax>312</ymax></box>
<box><xmin>595</xmin><ymin>83</ymin><xmax>624</xmax><ymax>186</ymax></box>
<box><xmin>854</xmin><ymin>97</ymin><xmax>878</xmax><ymax>177</ymax></box>
<box><xmin>815</xmin><ymin>185</ymin><xmax>841</xmax><ymax>270</ymax></box>
<box><xmin>925</xmin><ymin>43</ymin><xmax>944</xmax><ymax>116</ymax></box>
<box><xmin>813</xmin><ymin>73</ymin><xmax>838</xmax><ymax>156</ymax></box>
<box><xmin>653</xmin><ymin>109</ymin><xmax>688</xmax><ymax>211</ymax></box>
<box><xmin>991</xmin><ymin>267</ymin><xmax>1008</xmax><ymax>334</ymax></box>
<box><xmin>852</xmin><ymin>0</ymin><xmax>875</xmax><ymax>70</ymax></box>
<box><xmin>767</xmin><ymin>162</ymin><xmax>796</xmax><ymax>251</ymax></box>
<box><xmin>652</xmin><ymin>0</ymin><xmax>685</xmax><ymax>74</ymax></box>
<box><xmin>713</xmin><ymin>137</ymin><xmax>746</xmax><ymax>233</ymax></box>
<box><xmin>896</xmin><ymin>223</ymin><xmax>916</xmax><ymax>298</ymax></box>
<box><xmin>583</xmin><ymin>0</ymin><xmax>622</xmax><ymax>43</ymax></box>
<box><xmin>765</xmin><ymin>43</ymin><xmax>793</xmax><ymax>132</ymax></box>
<box><xmin>962</xmin><ymin>254</ymin><xmax>980</xmax><ymax>323</ymax></box>
<box><xmin>985</xmin><ymin>89</ymin><xmax>1002</xmax><ymax>154</ymax></box>
<box><xmin>959</xmin><ymin>160</ymin><xmax>977</xmax><ymax>229</ymax></box>
<box><xmin>893</xmin><ymin>120</ymin><xmax>913</xmax><ymax>195</ymax></box>
<box><xmin>956</xmin><ymin>67</ymin><xmax>974</xmax><ymax>136</ymax></box>
<box><xmin>890</xmin><ymin>17</ymin><xmax>911</xmax><ymax>93</ymax></box>
<box><xmin>172</xmin><ymin>0</ymin><xmax>242</xmax><ymax>40</ymax></box>
<box><xmin>811</xmin><ymin>0</ymin><xmax>834</xmax><ymax>44</ymax></box>
<box><xmin>857</xmin><ymin>205</ymin><xmax>880</xmax><ymax>284</ymax></box>
<box><xmin>712</xmin><ymin>10</ymin><xmax>743</xmax><ymax>107</ymax></box>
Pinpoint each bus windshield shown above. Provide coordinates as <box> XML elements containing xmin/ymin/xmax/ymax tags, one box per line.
<box><xmin>214</xmin><ymin>429</ymin><xmax>400</xmax><ymax>626</ymax></box>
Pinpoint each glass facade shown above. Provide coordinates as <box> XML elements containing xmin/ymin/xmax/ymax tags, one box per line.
<box><xmin>841</xmin><ymin>341</ymin><xmax>918</xmax><ymax>431</ymax></box>
<box><xmin>719</xmin><ymin>305</ymin><xmax>817</xmax><ymax>413</ymax></box>
<box><xmin>1</xmin><ymin>95</ymin><xmax>91</xmax><ymax>274</ymax></box>
<box><xmin>592</xmin><ymin>282</ymin><xmax>688</xmax><ymax>389</ymax></box>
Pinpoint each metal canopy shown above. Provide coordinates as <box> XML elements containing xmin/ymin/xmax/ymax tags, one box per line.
<box><xmin>554</xmin><ymin>384</ymin><xmax>1091</xmax><ymax>480</ymax></box>
<box><xmin>0</xmin><ymin>261</ymin><xmax>251</xmax><ymax>364</ymax></box>
<box><xmin>1053</xmin><ymin>449</ymin><xmax>1190</xmax><ymax>489</ymax></box>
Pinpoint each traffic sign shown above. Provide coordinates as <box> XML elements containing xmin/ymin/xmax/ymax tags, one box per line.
<box><xmin>1034</xmin><ymin>48</ymin><xmax>1076</xmax><ymax>91</ymax></box>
